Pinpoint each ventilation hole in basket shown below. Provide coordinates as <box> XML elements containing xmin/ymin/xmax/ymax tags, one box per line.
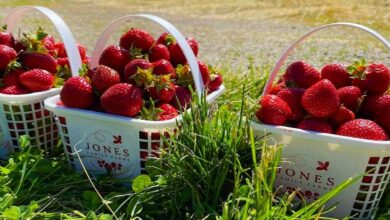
<box><xmin>140</xmin><ymin>141</ymin><xmax>148</xmax><ymax>149</ymax></box>
<box><xmin>378</xmin><ymin>166</ymin><xmax>386</xmax><ymax>174</ymax></box>
<box><xmin>350</xmin><ymin>211</ymin><xmax>360</xmax><ymax>218</ymax></box>
<box><xmin>18</xmin><ymin>131</ymin><xmax>26</xmax><ymax>136</ymax></box>
<box><xmin>33</xmin><ymin>103</ymin><xmax>41</xmax><ymax>110</ymax></box>
<box><xmin>27</xmin><ymin>122</ymin><xmax>34</xmax><ymax>129</ymax></box>
<box><xmin>372</xmin><ymin>185</ymin><xmax>379</xmax><ymax>191</ymax></box>
<box><xmin>365</xmin><ymin>166</ymin><xmax>375</xmax><ymax>173</ymax></box>
<box><xmin>7</xmin><ymin>123</ymin><xmax>13</xmax><ymax>129</ymax></box>
<box><xmin>353</xmin><ymin>202</ymin><xmax>363</xmax><ymax>210</ymax></box>
<box><xmin>37</xmin><ymin>120</ymin><xmax>43</xmax><ymax>127</ymax></box>
<box><xmin>382</xmin><ymin>157</ymin><xmax>390</xmax><ymax>164</ymax></box>
<box><xmin>375</xmin><ymin>176</ymin><xmax>382</xmax><ymax>183</ymax></box>
<box><xmin>369</xmin><ymin>193</ymin><xmax>376</xmax><ymax>201</ymax></box>
<box><xmin>151</xmin><ymin>142</ymin><xmax>160</xmax><ymax>151</ymax></box>
<box><xmin>369</xmin><ymin>157</ymin><xmax>380</xmax><ymax>164</ymax></box>
<box><xmin>5</xmin><ymin>113</ymin><xmax>12</xmax><ymax>120</ymax></box>
<box><xmin>363</xmin><ymin>211</ymin><xmax>371</xmax><ymax>218</ymax></box>
<box><xmin>12</xmin><ymin>139</ymin><xmax>18</xmax><ymax>146</ymax></box>
<box><xmin>356</xmin><ymin>192</ymin><xmax>367</xmax><ymax>201</ymax></box>
<box><xmin>61</xmin><ymin>126</ymin><xmax>68</xmax><ymax>134</ymax></box>
<box><xmin>362</xmin><ymin>176</ymin><xmax>373</xmax><ymax>183</ymax></box>
<box><xmin>59</xmin><ymin>117</ymin><xmax>66</xmax><ymax>125</ymax></box>
<box><xmin>140</xmin><ymin>151</ymin><xmax>148</xmax><ymax>160</ymax></box>
<box><xmin>25</xmin><ymin>113</ymin><xmax>33</xmax><ymax>120</ymax></box>
<box><xmin>140</xmin><ymin>160</ymin><xmax>146</xmax><ymax>168</ymax></box>
<box><xmin>366</xmin><ymin>203</ymin><xmax>372</xmax><ymax>210</ymax></box>
<box><xmin>28</xmin><ymin>130</ymin><xmax>35</xmax><ymax>137</ymax></box>
<box><xmin>11</xmin><ymin>105</ymin><xmax>20</xmax><ymax>113</ymax></box>
<box><xmin>3</xmin><ymin>105</ymin><xmax>9</xmax><ymax>112</ymax></box>
<box><xmin>14</xmin><ymin>147</ymin><xmax>20</xmax><ymax>152</ymax></box>
<box><xmin>44</xmin><ymin>117</ymin><xmax>51</xmax><ymax>124</ymax></box>
<box><xmin>10</xmin><ymin>131</ymin><xmax>16</xmax><ymax>138</ymax></box>
<box><xmin>45</xmin><ymin>126</ymin><xmax>51</xmax><ymax>133</ymax></box>
<box><xmin>139</xmin><ymin>131</ymin><xmax>148</xmax><ymax>140</ymax></box>
<box><xmin>151</xmin><ymin>132</ymin><xmax>160</xmax><ymax>140</ymax></box>
<box><xmin>141</xmin><ymin>169</ymin><xmax>147</xmax><ymax>174</ymax></box>
<box><xmin>44</xmin><ymin>110</ymin><xmax>50</xmax><ymax>116</ymax></box>
<box><xmin>359</xmin><ymin>185</ymin><xmax>369</xmax><ymax>192</ymax></box>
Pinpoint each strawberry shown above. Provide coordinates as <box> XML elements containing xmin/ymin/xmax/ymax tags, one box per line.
<box><xmin>152</xmin><ymin>59</ymin><xmax>176</xmax><ymax>78</ymax></box>
<box><xmin>301</xmin><ymin>79</ymin><xmax>340</xmax><ymax>118</ymax></box>
<box><xmin>360</xmin><ymin>95</ymin><xmax>381</xmax><ymax>118</ymax></box>
<box><xmin>336</xmin><ymin>119</ymin><xmax>388</xmax><ymax>141</ymax></box>
<box><xmin>3</xmin><ymin>68</ymin><xmax>24</xmax><ymax>86</ymax></box>
<box><xmin>22</xmin><ymin>52</ymin><xmax>58</xmax><ymax>73</ymax></box>
<box><xmin>321</xmin><ymin>63</ymin><xmax>351</xmax><ymax>88</ymax></box>
<box><xmin>123</xmin><ymin>59</ymin><xmax>153</xmax><ymax>86</ymax></box>
<box><xmin>283</xmin><ymin>61</ymin><xmax>321</xmax><ymax>88</ymax></box>
<box><xmin>156</xmin><ymin>103</ymin><xmax>178</xmax><ymax>120</ymax></box>
<box><xmin>60</xmin><ymin>76</ymin><xmax>94</xmax><ymax>109</ymax></box>
<box><xmin>256</xmin><ymin>94</ymin><xmax>292</xmax><ymax>125</ymax></box>
<box><xmin>372</xmin><ymin>95</ymin><xmax>390</xmax><ymax>133</ymax></box>
<box><xmin>297</xmin><ymin>118</ymin><xmax>333</xmax><ymax>133</ymax></box>
<box><xmin>19</xmin><ymin>69</ymin><xmax>55</xmax><ymax>92</ymax></box>
<box><xmin>277</xmin><ymin>88</ymin><xmax>305</xmax><ymax>123</ymax></box>
<box><xmin>149</xmin><ymin>44</ymin><xmax>170</xmax><ymax>62</ymax></box>
<box><xmin>57</xmin><ymin>57</ymin><xmax>69</xmax><ymax>68</ymax></box>
<box><xmin>13</xmin><ymin>40</ymin><xmax>26</xmax><ymax>53</ymax></box>
<box><xmin>168</xmin><ymin>37</ymin><xmax>199</xmax><ymax>66</ymax></box>
<box><xmin>330</xmin><ymin>106</ymin><xmax>355</xmax><ymax>127</ymax></box>
<box><xmin>91</xmin><ymin>65</ymin><xmax>121</xmax><ymax>94</ymax></box>
<box><xmin>41</xmin><ymin>35</ymin><xmax>56</xmax><ymax>56</ymax></box>
<box><xmin>0</xmin><ymin>45</ymin><xmax>17</xmax><ymax>70</ymax></box>
<box><xmin>170</xmin><ymin>85</ymin><xmax>192</xmax><ymax>110</ymax></box>
<box><xmin>349</xmin><ymin>60</ymin><xmax>390</xmax><ymax>95</ymax></box>
<box><xmin>156</xmin><ymin>32</ymin><xmax>169</xmax><ymax>45</ymax></box>
<box><xmin>0</xmin><ymin>26</ymin><xmax>15</xmax><ymax>48</ymax></box>
<box><xmin>269</xmin><ymin>82</ymin><xmax>286</xmax><ymax>95</ymax></box>
<box><xmin>148</xmin><ymin>76</ymin><xmax>176</xmax><ymax>102</ymax></box>
<box><xmin>198</xmin><ymin>60</ymin><xmax>211</xmax><ymax>86</ymax></box>
<box><xmin>77</xmin><ymin>43</ymin><xmax>87</xmax><ymax>60</ymax></box>
<box><xmin>101</xmin><ymin>83</ymin><xmax>143</xmax><ymax>117</ymax></box>
<box><xmin>0</xmin><ymin>85</ymin><xmax>28</xmax><ymax>95</ymax></box>
<box><xmin>55</xmin><ymin>42</ymin><xmax>67</xmax><ymax>58</ymax></box>
<box><xmin>119</xmin><ymin>28</ymin><xmax>155</xmax><ymax>52</ymax></box>
<box><xmin>208</xmin><ymin>73</ymin><xmax>223</xmax><ymax>93</ymax></box>
<box><xmin>337</xmin><ymin>86</ymin><xmax>362</xmax><ymax>112</ymax></box>
<box><xmin>99</xmin><ymin>45</ymin><xmax>130</xmax><ymax>74</ymax></box>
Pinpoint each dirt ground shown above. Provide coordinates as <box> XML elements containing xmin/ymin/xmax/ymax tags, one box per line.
<box><xmin>1</xmin><ymin>0</ymin><xmax>390</xmax><ymax>70</ymax></box>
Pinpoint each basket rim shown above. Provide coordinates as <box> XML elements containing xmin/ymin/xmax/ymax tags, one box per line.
<box><xmin>44</xmin><ymin>85</ymin><xmax>225</xmax><ymax>128</ymax></box>
<box><xmin>250</xmin><ymin>119</ymin><xmax>390</xmax><ymax>148</ymax></box>
<box><xmin>0</xmin><ymin>88</ymin><xmax>61</xmax><ymax>103</ymax></box>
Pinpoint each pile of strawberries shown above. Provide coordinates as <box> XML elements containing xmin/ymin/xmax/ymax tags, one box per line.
<box><xmin>60</xmin><ymin>28</ymin><xmax>223</xmax><ymax>121</ymax></box>
<box><xmin>0</xmin><ymin>26</ymin><xmax>88</xmax><ymax>95</ymax></box>
<box><xmin>256</xmin><ymin>60</ymin><xmax>390</xmax><ymax>141</ymax></box>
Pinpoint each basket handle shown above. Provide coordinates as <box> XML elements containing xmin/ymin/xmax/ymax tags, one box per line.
<box><xmin>1</xmin><ymin>6</ymin><xmax>82</xmax><ymax>76</ymax></box>
<box><xmin>263</xmin><ymin>22</ymin><xmax>390</xmax><ymax>96</ymax></box>
<box><xmin>90</xmin><ymin>14</ymin><xmax>204</xmax><ymax>99</ymax></box>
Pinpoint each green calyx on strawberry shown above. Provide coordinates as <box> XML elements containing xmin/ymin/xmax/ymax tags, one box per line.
<box><xmin>20</xmin><ymin>27</ymin><xmax>49</xmax><ymax>54</ymax></box>
<box><xmin>141</xmin><ymin>99</ymin><xmax>178</xmax><ymax>121</ymax></box>
<box><xmin>148</xmin><ymin>75</ymin><xmax>176</xmax><ymax>102</ymax></box>
<box><xmin>175</xmin><ymin>64</ymin><xmax>193</xmax><ymax>86</ymax></box>
<box><xmin>130</xmin><ymin>66</ymin><xmax>154</xmax><ymax>87</ymax></box>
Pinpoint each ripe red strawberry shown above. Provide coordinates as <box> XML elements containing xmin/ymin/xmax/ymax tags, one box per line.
<box><xmin>301</xmin><ymin>79</ymin><xmax>340</xmax><ymax>118</ymax></box>
<box><xmin>283</xmin><ymin>61</ymin><xmax>321</xmax><ymax>88</ymax></box>
<box><xmin>208</xmin><ymin>74</ymin><xmax>223</xmax><ymax>93</ymax></box>
<box><xmin>156</xmin><ymin>103</ymin><xmax>178</xmax><ymax>120</ymax></box>
<box><xmin>3</xmin><ymin>68</ymin><xmax>24</xmax><ymax>86</ymax></box>
<box><xmin>60</xmin><ymin>76</ymin><xmax>94</xmax><ymax>109</ymax></box>
<box><xmin>350</xmin><ymin>62</ymin><xmax>390</xmax><ymax>95</ymax></box>
<box><xmin>170</xmin><ymin>85</ymin><xmax>192</xmax><ymax>110</ymax></box>
<box><xmin>360</xmin><ymin>95</ymin><xmax>381</xmax><ymax>118</ymax></box>
<box><xmin>198</xmin><ymin>60</ymin><xmax>211</xmax><ymax>86</ymax></box>
<box><xmin>0</xmin><ymin>45</ymin><xmax>17</xmax><ymax>70</ymax></box>
<box><xmin>99</xmin><ymin>45</ymin><xmax>130</xmax><ymax>74</ymax></box>
<box><xmin>101</xmin><ymin>83</ymin><xmax>143</xmax><ymax>117</ymax></box>
<box><xmin>19</xmin><ymin>69</ymin><xmax>54</xmax><ymax>92</ymax></box>
<box><xmin>123</xmin><ymin>59</ymin><xmax>153</xmax><ymax>86</ymax></box>
<box><xmin>337</xmin><ymin>86</ymin><xmax>362</xmax><ymax>112</ymax></box>
<box><xmin>0</xmin><ymin>85</ymin><xmax>28</xmax><ymax>95</ymax></box>
<box><xmin>256</xmin><ymin>94</ymin><xmax>292</xmax><ymax>125</ymax></box>
<box><xmin>91</xmin><ymin>65</ymin><xmax>121</xmax><ymax>94</ymax></box>
<box><xmin>55</xmin><ymin>42</ymin><xmax>67</xmax><ymax>58</ymax></box>
<box><xmin>336</xmin><ymin>119</ymin><xmax>388</xmax><ymax>141</ymax></box>
<box><xmin>149</xmin><ymin>44</ymin><xmax>170</xmax><ymax>62</ymax></box>
<box><xmin>297</xmin><ymin>118</ymin><xmax>333</xmax><ymax>133</ymax></box>
<box><xmin>156</xmin><ymin>32</ymin><xmax>169</xmax><ymax>45</ymax></box>
<box><xmin>152</xmin><ymin>59</ymin><xmax>176</xmax><ymax>78</ymax></box>
<box><xmin>22</xmin><ymin>52</ymin><xmax>58</xmax><ymax>73</ymax></box>
<box><xmin>119</xmin><ymin>28</ymin><xmax>155</xmax><ymax>52</ymax></box>
<box><xmin>269</xmin><ymin>82</ymin><xmax>286</xmax><ymax>95</ymax></box>
<box><xmin>41</xmin><ymin>35</ymin><xmax>56</xmax><ymax>56</ymax></box>
<box><xmin>277</xmin><ymin>88</ymin><xmax>305</xmax><ymax>123</ymax></box>
<box><xmin>330</xmin><ymin>106</ymin><xmax>355</xmax><ymax>127</ymax></box>
<box><xmin>372</xmin><ymin>95</ymin><xmax>390</xmax><ymax>132</ymax></box>
<box><xmin>168</xmin><ymin>37</ymin><xmax>199</xmax><ymax>65</ymax></box>
<box><xmin>321</xmin><ymin>63</ymin><xmax>351</xmax><ymax>88</ymax></box>
<box><xmin>57</xmin><ymin>57</ymin><xmax>69</xmax><ymax>68</ymax></box>
<box><xmin>77</xmin><ymin>43</ymin><xmax>87</xmax><ymax>60</ymax></box>
<box><xmin>0</xmin><ymin>27</ymin><xmax>15</xmax><ymax>48</ymax></box>
<box><xmin>13</xmin><ymin>40</ymin><xmax>26</xmax><ymax>53</ymax></box>
<box><xmin>149</xmin><ymin>77</ymin><xmax>176</xmax><ymax>102</ymax></box>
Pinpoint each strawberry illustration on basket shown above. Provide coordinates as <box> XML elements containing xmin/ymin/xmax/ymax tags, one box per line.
<box><xmin>316</xmin><ymin>161</ymin><xmax>330</xmax><ymax>171</ymax></box>
<box><xmin>113</xmin><ymin>135</ymin><xmax>122</xmax><ymax>144</ymax></box>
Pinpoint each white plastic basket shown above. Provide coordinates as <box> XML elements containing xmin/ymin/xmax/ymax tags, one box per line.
<box><xmin>45</xmin><ymin>14</ymin><xmax>225</xmax><ymax>179</ymax></box>
<box><xmin>251</xmin><ymin>23</ymin><xmax>390</xmax><ymax>219</ymax></box>
<box><xmin>0</xmin><ymin>6</ymin><xmax>82</xmax><ymax>157</ymax></box>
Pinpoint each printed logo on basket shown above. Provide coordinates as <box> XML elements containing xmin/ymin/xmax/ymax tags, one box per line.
<box><xmin>84</xmin><ymin>132</ymin><xmax>130</xmax><ymax>160</ymax></box>
<box><xmin>276</xmin><ymin>160</ymin><xmax>335</xmax><ymax>190</ymax></box>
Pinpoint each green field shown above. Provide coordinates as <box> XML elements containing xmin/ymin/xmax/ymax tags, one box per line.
<box><xmin>0</xmin><ymin>0</ymin><xmax>390</xmax><ymax>219</ymax></box>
